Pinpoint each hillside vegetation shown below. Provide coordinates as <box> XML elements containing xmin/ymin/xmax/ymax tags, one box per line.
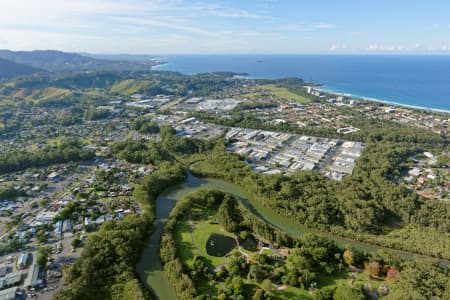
<box><xmin>0</xmin><ymin>57</ymin><xmax>43</xmax><ymax>80</ymax></box>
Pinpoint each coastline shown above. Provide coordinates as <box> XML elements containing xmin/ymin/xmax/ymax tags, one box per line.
<box><xmin>152</xmin><ymin>61</ymin><xmax>450</xmax><ymax>114</ymax></box>
<box><xmin>316</xmin><ymin>86</ymin><xmax>450</xmax><ymax>114</ymax></box>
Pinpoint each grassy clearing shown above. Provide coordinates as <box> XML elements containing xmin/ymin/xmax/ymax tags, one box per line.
<box><xmin>172</xmin><ymin>205</ymin><xmax>391</xmax><ymax>299</ymax></box>
<box><xmin>26</xmin><ymin>87</ymin><xmax>72</xmax><ymax>103</ymax></box>
<box><xmin>109</xmin><ymin>79</ymin><xmax>154</xmax><ymax>95</ymax></box>
<box><xmin>174</xmin><ymin>220</ymin><xmax>197</xmax><ymax>266</ymax></box>
<box><xmin>174</xmin><ymin>204</ymin><xmax>266</xmax><ymax>271</ymax></box>
<box><xmin>240</xmin><ymin>84</ymin><xmax>311</xmax><ymax>104</ymax></box>
<box><xmin>263</xmin><ymin>84</ymin><xmax>311</xmax><ymax>103</ymax></box>
<box><xmin>192</xmin><ymin>223</ymin><xmax>235</xmax><ymax>265</ymax></box>
<box><xmin>174</xmin><ymin>210</ymin><xmax>227</xmax><ymax>268</ymax></box>
<box><xmin>272</xmin><ymin>286</ymin><xmax>314</xmax><ymax>300</ymax></box>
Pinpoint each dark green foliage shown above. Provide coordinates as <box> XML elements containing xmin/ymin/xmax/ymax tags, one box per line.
<box><xmin>333</xmin><ymin>284</ymin><xmax>365</xmax><ymax>300</ymax></box>
<box><xmin>241</xmin><ymin>235</ymin><xmax>258</xmax><ymax>252</ymax></box>
<box><xmin>54</xmin><ymin>163</ymin><xmax>185</xmax><ymax>300</ymax></box>
<box><xmin>191</xmin><ymin>256</ymin><xmax>210</xmax><ymax>280</ymax></box>
<box><xmin>71</xmin><ymin>238</ymin><xmax>82</xmax><ymax>248</ymax></box>
<box><xmin>53</xmin><ymin>216</ymin><xmax>152</xmax><ymax>300</ymax></box>
<box><xmin>55</xmin><ymin>202</ymin><xmax>84</xmax><ymax>222</ymax></box>
<box><xmin>133</xmin><ymin>162</ymin><xmax>186</xmax><ymax>221</ymax></box>
<box><xmin>0</xmin><ymin>57</ymin><xmax>42</xmax><ymax>79</ymax></box>
<box><xmin>161</xmin><ymin>188</ymin><xmax>344</xmax><ymax>299</ymax></box>
<box><xmin>205</xmin><ymin>234</ymin><xmax>236</xmax><ymax>257</ymax></box>
<box><xmin>37</xmin><ymin>246</ymin><xmax>51</xmax><ymax>268</ymax></box>
<box><xmin>189</xmin><ymin>136</ymin><xmax>450</xmax><ymax>259</ymax></box>
<box><xmin>0</xmin><ymin>138</ymin><xmax>95</xmax><ymax>175</ymax></box>
<box><xmin>234</xmin><ymin>102</ymin><xmax>277</xmax><ymax>112</ymax></box>
<box><xmin>0</xmin><ymin>186</ymin><xmax>25</xmax><ymax>200</ymax></box>
<box><xmin>112</xmin><ymin>140</ymin><xmax>168</xmax><ymax>164</ymax></box>
<box><xmin>131</xmin><ymin>117</ymin><xmax>160</xmax><ymax>134</ymax></box>
<box><xmin>0</xmin><ymin>50</ymin><xmax>155</xmax><ymax>73</ymax></box>
<box><xmin>216</xmin><ymin>196</ymin><xmax>242</xmax><ymax>232</ymax></box>
<box><xmin>84</xmin><ymin>106</ymin><xmax>110</xmax><ymax>120</ymax></box>
<box><xmin>159</xmin><ymin>125</ymin><xmax>201</xmax><ymax>155</ymax></box>
<box><xmin>247</xmin><ymin>264</ymin><xmax>267</xmax><ymax>283</ymax></box>
<box><xmin>386</xmin><ymin>260</ymin><xmax>450</xmax><ymax>300</ymax></box>
<box><xmin>160</xmin><ymin>189</ymin><xmax>229</xmax><ymax>299</ymax></box>
<box><xmin>314</xmin><ymin>287</ymin><xmax>335</xmax><ymax>300</ymax></box>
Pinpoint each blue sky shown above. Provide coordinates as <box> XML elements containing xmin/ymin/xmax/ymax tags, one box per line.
<box><xmin>1</xmin><ymin>0</ymin><xmax>450</xmax><ymax>54</ymax></box>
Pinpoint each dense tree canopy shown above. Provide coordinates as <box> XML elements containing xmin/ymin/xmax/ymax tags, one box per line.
<box><xmin>0</xmin><ymin>138</ymin><xmax>95</xmax><ymax>175</ymax></box>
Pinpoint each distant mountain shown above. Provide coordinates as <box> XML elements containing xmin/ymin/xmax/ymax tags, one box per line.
<box><xmin>0</xmin><ymin>50</ymin><xmax>157</xmax><ymax>72</ymax></box>
<box><xmin>0</xmin><ymin>57</ymin><xmax>43</xmax><ymax>79</ymax></box>
<box><xmin>83</xmin><ymin>53</ymin><xmax>157</xmax><ymax>62</ymax></box>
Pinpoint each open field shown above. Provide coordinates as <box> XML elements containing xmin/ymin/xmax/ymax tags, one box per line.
<box><xmin>272</xmin><ymin>286</ymin><xmax>314</xmax><ymax>300</ymax></box>
<box><xmin>24</xmin><ymin>87</ymin><xmax>72</xmax><ymax>103</ymax></box>
<box><xmin>109</xmin><ymin>79</ymin><xmax>154</xmax><ymax>95</ymax></box>
<box><xmin>241</xmin><ymin>84</ymin><xmax>311</xmax><ymax>104</ymax></box>
<box><xmin>171</xmin><ymin>190</ymin><xmax>398</xmax><ymax>299</ymax></box>
<box><xmin>174</xmin><ymin>207</ymin><xmax>237</xmax><ymax>267</ymax></box>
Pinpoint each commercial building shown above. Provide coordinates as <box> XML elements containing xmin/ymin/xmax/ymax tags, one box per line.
<box><xmin>24</xmin><ymin>261</ymin><xmax>40</xmax><ymax>289</ymax></box>
<box><xmin>16</xmin><ymin>253</ymin><xmax>29</xmax><ymax>270</ymax></box>
<box><xmin>0</xmin><ymin>272</ymin><xmax>21</xmax><ymax>289</ymax></box>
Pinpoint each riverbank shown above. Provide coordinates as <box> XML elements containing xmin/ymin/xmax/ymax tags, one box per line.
<box><xmin>137</xmin><ymin>171</ymin><xmax>449</xmax><ymax>300</ymax></box>
<box><xmin>188</xmin><ymin>161</ymin><xmax>450</xmax><ymax>266</ymax></box>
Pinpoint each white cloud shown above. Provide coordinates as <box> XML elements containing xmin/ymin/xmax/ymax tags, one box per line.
<box><xmin>0</xmin><ymin>0</ymin><xmax>446</xmax><ymax>54</ymax></box>
<box><xmin>363</xmin><ymin>43</ymin><xmax>450</xmax><ymax>53</ymax></box>
<box><xmin>110</xmin><ymin>16</ymin><xmax>220</xmax><ymax>38</ymax></box>
<box><xmin>191</xmin><ymin>3</ymin><xmax>263</xmax><ymax>19</ymax></box>
<box><xmin>279</xmin><ymin>22</ymin><xmax>337</xmax><ymax>31</ymax></box>
<box><xmin>329</xmin><ymin>44</ymin><xmax>349</xmax><ymax>51</ymax></box>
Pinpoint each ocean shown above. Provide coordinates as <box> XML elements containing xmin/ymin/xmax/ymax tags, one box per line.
<box><xmin>153</xmin><ymin>55</ymin><xmax>450</xmax><ymax>112</ymax></box>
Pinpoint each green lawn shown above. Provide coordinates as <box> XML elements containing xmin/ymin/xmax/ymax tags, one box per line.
<box><xmin>26</xmin><ymin>87</ymin><xmax>72</xmax><ymax>103</ymax></box>
<box><xmin>109</xmin><ymin>79</ymin><xmax>154</xmax><ymax>95</ymax></box>
<box><xmin>240</xmin><ymin>84</ymin><xmax>311</xmax><ymax>104</ymax></box>
<box><xmin>173</xmin><ymin>220</ymin><xmax>197</xmax><ymax>266</ymax></box>
<box><xmin>173</xmin><ymin>207</ymin><xmax>237</xmax><ymax>268</ymax></box>
<box><xmin>173</xmin><ymin>205</ymin><xmax>395</xmax><ymax>299</ymax></box>
<box><xmin>272</xmin><ymin>286</ymin><xmax>314</xmax><ymax>300</ymax></box>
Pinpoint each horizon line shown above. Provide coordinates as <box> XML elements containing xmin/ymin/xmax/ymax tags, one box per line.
<box><xmin>3</xmin><ymin>49</ymin><xmax>450</xmax><ymax>56</ymax></box>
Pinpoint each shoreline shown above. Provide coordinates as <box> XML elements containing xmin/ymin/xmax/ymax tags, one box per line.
<box><xmin>151</xmin><ymin>62</ymin><xmax>450</xmax><ymax>114</ymax></box>
<box><xmin>316</xmin><ymin>86</ymin><xmax>450</xmax><ymax>114</ymax></box>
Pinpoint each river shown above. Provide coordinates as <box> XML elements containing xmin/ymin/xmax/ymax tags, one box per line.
<box><xmin>137</xmin><ymin>172</ymin><xmax>448</xmax><ymax>300</ymax></box>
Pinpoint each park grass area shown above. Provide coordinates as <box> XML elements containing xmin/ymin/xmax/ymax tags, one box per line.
<box><xmin>109</xmin><ymin>79</ymin><xmax>154</xmax><ymax>95</ymax></box>
<box><xmin>45</xmin><ymin>137</ymin><xmax>90</xmax><ymax>148</ymax></box>
<box><xmin>335</xmin><ymin>271</ymin><xmax>388</xmax><ymax>291</ymax></box>
<box><xmin>173</xmin><ymin>220</ymin><xmax>197</xmax><ymax>266</ymax></box>
<box><xmin>174</xmin><ymin>208</ymin><xmax>237</xmax><ymax>267</ymax></box>
<box><xmin>173</xmin><ymin>204</ymin><xmax>394</xmax><ymax>299</ymax></box>
<box><xmin>272</xmin><ymin>286</ymin><xmax>314</xmax><ymax>300</ymax></box>
<box><xmin>241</xmin><ymin>84</ymin><xmax>311</xmax><ymax>104</ymax></box>
<box><xmin>25</xmin><ymin>87</ymin><xmax>72</xmax><ymax>103</ymax></box>
<box><xmin>82</xmin><ymin>89</ymin><xmax>107</xmax><ymax>97</ymax></box>
<box><xmin>174</xmin><ymin>205</ymin><xmax>261</xmax><ymax>268</ymax></box>
<box><xmin>317</xmin><ymin>270</ymin><xmax>393</xmax><ymax>297</ymax></box>
<box><xmin>272</xmin><ymin>270</ymin><xmax>392</xmax><ymax>300</ymax></box>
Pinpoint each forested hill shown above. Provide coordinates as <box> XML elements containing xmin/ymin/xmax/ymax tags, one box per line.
<box><xmin>0</xmin><ymin>57</ymin><xmax>43</xmax><ymax>79</ymax></box>
<box><xmin>0</xmin><ymin>49</ymin><xmax>155</xmax><ymax>72</ymax></box>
